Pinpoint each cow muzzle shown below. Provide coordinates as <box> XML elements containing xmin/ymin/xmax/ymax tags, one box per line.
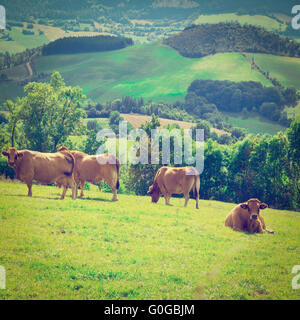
<box><xmin>8</xmin><ymin>162</ymin><xmax>15</xmax><ymax>167</ymax></box>
<box><xmin>251</xmin><ymin>214</ymin><xmax>258</xmax><ymax>220</ymax></box>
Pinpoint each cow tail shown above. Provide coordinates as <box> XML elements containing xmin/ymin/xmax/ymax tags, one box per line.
<box><xmin>64</xmin><ymin>152</ymin><xmax>75</xmax><ymax>176</ymax></box>
<box><xmin>115</xmin><ymin>157</ymin><xmax>120</xmax><ymax>190</ymax></box>
<box><xmin>193</xmin><ymin>171</ymin><xmax>200</xmax><ymax>200</ymax></box>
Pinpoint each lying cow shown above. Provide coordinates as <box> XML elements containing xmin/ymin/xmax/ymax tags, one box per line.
<box><xmin>1</xmin><ymin>147</ymin><xmax>76</xmax><ymax>199</ymax></box>
<box><xmin>58</xmin><ymin>146</ymin><xmax>120</xmax><ymax>201</ymax></box>
<box><xmin>147</xmin><ymin>166</ymin><xmax>200</xmax><ymax>209</ymax></box>
<box><xmin>225</xmin><ymin>198</ymin><xmax>274</xmax><ymax>234</ymax></box>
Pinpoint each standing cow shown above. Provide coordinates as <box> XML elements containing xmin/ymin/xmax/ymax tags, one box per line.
<box><xmin>1</xmin><ymin>147</ymin><xmax>76</xmax><ymax>199</ymax></box>
<box><xmin>58</xmin><ymin>146</ymin><xmax>120</xmax><ymax>201</ymax></box>
<box><xmin>148</xmin><ymin>166</ymin><xmax>200</xmax><ymax>209</ymax></box>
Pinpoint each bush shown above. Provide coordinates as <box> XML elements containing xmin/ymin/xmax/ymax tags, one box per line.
<box><xmin>0</xmin><ymin>157</ymin><xmax>15</xmax><ymax>179</ymax></box>
<box><xmin>22</xmin><ymin>29</ymin><xmax>34</xmax><ymax>35</ymax></box>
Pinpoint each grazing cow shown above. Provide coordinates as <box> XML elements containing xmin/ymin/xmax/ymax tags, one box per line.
<box><xmin>58</xmin><ymin>146</ymin><xmax>120</xmax><ymax>201</ymax></box>
<box><xmin>225</xmin><ymin>198</ymin><xmax>274</xmax><ymax>234</ymax></box>
<box><xmin>1</xmin><ymin>147</ymin><xmax>76</xmax><ymax>199</ymax></box>
<box><xmin>147</xmin><ymin>166</ymin><xmax>200</xmax><ymax>209</ymax></box>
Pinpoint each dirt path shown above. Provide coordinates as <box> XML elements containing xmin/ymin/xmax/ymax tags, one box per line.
<box><xmin>26</xmin><ymin>62</ymin><xmax>33</xmax><ymax>77</ymax></box>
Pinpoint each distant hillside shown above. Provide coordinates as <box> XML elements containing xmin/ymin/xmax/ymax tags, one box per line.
<box><xmin>163</xmin><ymin>23</ymin><xmax>300</xmax><ymax>58</ymax></box>
<box><xmin>2</xmin><ymin>0</ymin><xmax>296</xmax><ymax>21</ymax></box>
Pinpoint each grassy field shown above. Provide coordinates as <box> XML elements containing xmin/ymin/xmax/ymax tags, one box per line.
<box><xmin>225</xmin><ymin>112</ymin><xmax>286</xmax><ymax>135</ymax></box>
<box><xmin>193</xmin><ymin>13</ymin><xmax>286</xmax><ymax>32</ymax></box>
<box><xmin>0</xmin><ymin>181</ymin><xmax>299</xmax><ymax>300</ymax></box>
<box><xmin>0</xmin><ymin>26</ymin><xmax>49</xmax><ymax>54</ymax></box>
<box><xmin>0</xmin><ymin>23</ymin><xmax>106</xmax><ymax>54</ymax></box>
<box><xmin>31</xmin><ymin>43</ymin><xmax>271</xmax><ymax>103</ymax></box>
<box><xmin>246</xmin><ymin>53</ymin><xmax>300</xmax><ymax>90</ymax></box>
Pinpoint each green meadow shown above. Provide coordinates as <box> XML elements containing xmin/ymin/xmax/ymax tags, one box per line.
<box><xmin>0</xmin><ymin>27</ymin><xmax>49</xmax><ymax>54</ymax></box>
<box><xmin>193</xmin><ymin>13</ymin><xmax>286</xmax><ymax>32</ymax></box>
<box><xmin>247</xmin><ymin>53</ymin><xmax>300</xmax><ymax>90</ymax></box>
<box><xmin>0</xmin><ymin>181</ymin><xmax>299</xmax><ymax>300</ymax></box>
<box><xmin>225</xmin><ymin>112</ymin><xmax>286</xmax><ymax>135</ymax></box>
<box><xmin>33</xmin><ymin>43</ymin><xmax>271</xmax><ymax>103</ymax></box>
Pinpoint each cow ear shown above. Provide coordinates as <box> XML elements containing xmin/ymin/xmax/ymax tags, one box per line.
<box><xmin>2</xmin><ymin>151</ymin><xmax>8</xmax><ymax>157</ymax></box>
<box><xmin>259</xmin><ymin>203</ymin><xmax>268</xmax><ymax>209</ymax></box>
<box><xmin>147</xmin><ymin>186</ymin><xmax>153</xmax><ymax>194</ymax></box>
<box><xmin>240</xmin><ymin>203</ymin><xmax>248</xmax><ymax>209</ymax></box>
<box><xmin>17</xmin><ymin>152</ymin><xmax>23</xmax><ymax>159</ymax></box>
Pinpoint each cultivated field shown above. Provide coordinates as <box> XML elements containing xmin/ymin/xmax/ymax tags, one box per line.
<box><xmin>0</xmin><ymin>181</ymin><xmax>299</xmax><ymax>300</ymax></box>
<box><xmin>121</xmin><ymin>113</ymin><xmax>227</xmax><ymax>136</ymax></box>
<box><xmin>193</xmin><ymin>13</ymin><xmax>286</xmax><ymax>32</ymax></box>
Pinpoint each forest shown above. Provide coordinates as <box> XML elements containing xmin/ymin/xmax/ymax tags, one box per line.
<box><xmin>42</xmin><ymin>35</ymin><xmax>133</xmax><ymax>55</ymax></box>
<box><xmin>186</xmin><ymin>79</ymin><xmax>297</xmax><ymax>125</ymax></box>
<box><xmin>163</xmin><ymin>23</ymin><xmax>300</xmax><ymax>58</ymax></box>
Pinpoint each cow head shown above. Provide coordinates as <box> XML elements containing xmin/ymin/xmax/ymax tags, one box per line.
<box><xmin>147</xmin><ymin>182</ymin><xmax>161</xmax><ymax>203</ymax></box>
<box><xmin>240</xmin><ymin>198</ymin><xmax>268</xmax><ymax>221</ymax></box>
<box><xmin>2</xmin><ymin>147</ymin><xmax>23</xmax><ymax>168</ymax></box>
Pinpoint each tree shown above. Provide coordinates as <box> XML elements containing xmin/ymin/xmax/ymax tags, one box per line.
<box><xmin>109</xmin><ymin>111</ymin><xmax>123</xmax><ymax>134</ymax></box>
<box><xmin>192</xmin><ymin>120</ymin><xmax>210</xmax><ymax>141</ymax></box>
<box><xmin>20</xmin><ymin>72</ymin><xmax>86</xmax><ymax>152</ymax></box>
<box><xmin>4</xmin><ymin>98</ymin><xmax>23</xmax><ymax>147</ymax></box>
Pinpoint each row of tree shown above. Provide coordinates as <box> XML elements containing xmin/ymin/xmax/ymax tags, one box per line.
<box><xmin>42</xmin><ymin>35</ymin><xmax>133</xmax><ymax>55</ymax></box>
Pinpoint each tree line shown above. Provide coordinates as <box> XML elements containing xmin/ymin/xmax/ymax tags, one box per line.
<box><xmin>42</xmin><ymin>35</ymin><xmax>133</xmax><ymax>55</ymax></box>
<box><xmin>163</xmin><ymin>23</ymin><xmax>300</xmax><ymax>58</ymax></box>
<box><xmin>186</xmin><ymin>79</ymin><xmax>297</xmax><ymax>126</ymax></box>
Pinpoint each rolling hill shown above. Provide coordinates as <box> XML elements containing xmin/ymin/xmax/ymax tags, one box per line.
<box><xmin>163</xmin><ymin>23</ymin><xmax>300</xmax><ymax>58</ymax></box>
<box><xmin>2</xmin><ymin>42</ymin><xmax>271</xmax><ymax>105</ymax></box>
<box><xmin>0</xmin><ymin>181</ymin><xmax>299</xmax><ymax>299</ymax></box>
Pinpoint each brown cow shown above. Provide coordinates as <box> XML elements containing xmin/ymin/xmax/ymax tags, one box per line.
<box><xmin>58</xmin><ymin>146</ymin><xmax>120</xmax><ymax>201</ymax></box>
<box><xmin>225</xmin><ymin>198</ymin><xmax>274</xmax><ymax>234</ymax></box>
<box><xmin>147</xmin><ymin>166</ymin><xmax>200</xmax><ymax>209</ymax></box>
<box><xmin>1</xmin><ymin>147</ymin><xmax>76</xmax><ymax>199</ymax></box>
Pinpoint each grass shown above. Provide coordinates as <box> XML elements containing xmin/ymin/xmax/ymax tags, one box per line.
<box><xmin>0</xmin><ymin>181</ymin><xmax>299</xmax><ymax>300</ymax></box>
<box><xmin>246</xmin><ymin>53</ymin><xmax>300</xmax><ymax>90</ymax></box>
<box><xmin>0</xmin><ymin>81</ymin><xmax>24</xmax><ymax>106</ymax></box>
<box><xmin>225</xmin><ymin>112</ymin><xmax>286</xmax><ymax>135</ymax></box>
<box><xmin>32</xmin><ymin>42</ymin><xmax>271</xmax><ymax>103</ymax></box>
<box><xmin>193</xmin><ymin>13</ymin><xmax>286</xmax><ymax>32</ymax></box>
<box><xmin>0</xmin><ymin>27</ymin><xmax>49</xmax><ymax>54</ymax></box>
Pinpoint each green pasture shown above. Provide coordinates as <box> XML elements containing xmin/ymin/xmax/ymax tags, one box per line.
<box><xmin>0</xmin><ymin>181</ymin><xmax>299</xmax><ymax>300</ymax></box>
<box><xmin>193</xmin><ymin>13</ymin><xmax>286</xmax><ymax>32</ymax></box>
<box><xmin>0</xmin><ymin>27</ymin><xmax>49</xmax><ymax>54</ymax></box>
<box><xmin>247</xmin><ymin>53</ymin><xmax>300</xmax><ymax>90</ymax></box>
<box><xmin>224</xmin><ymin>112</ymin><xmax>286</xmax><ymax>135</ymax></box>
<box><xmin>32</xmin><ymin>43</ymin><xmax>271</xmax><ymax>103</ymax></box>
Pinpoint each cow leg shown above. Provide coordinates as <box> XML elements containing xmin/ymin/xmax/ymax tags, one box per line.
<box><xmin>164</xmin><ymin>193</ymin><xmax>172</xmax><ymax>206</ymax></box>
<box><xmin>111</xmin><ymin>187</ymin><xmax>118</xmax><ymax>201</ymax></box>
<box><xmin>26</xmin><ymin>182</ymin><xmax>32</xmax><ymax>197</ymax></box>
<box><xmin>80</xmin><ymin>180</ymin><xmax>85</xmax><ymax>197</ymax></box>
<box><xmin>61</xmin><ymin>185</ymin><xmax>67</xmax><ymax>199</ymax></box>
<box><xmin>184</xmin><ymin>193</ymin><xmax>189</xmax><ymax>207</ymax></box>
<box><xmin>108</xmin><ymin>181</ymin><xmax>118</xmax><ymax>201</ymax></box>
<box><xmin>195</xmin><ymin>195</ymin><xmax>199</xmax><ymax>209</ymax></box>
<box><xmin>70</xmin><ymin>178</ymin><xmax>76</xmax><ymax>200</ymax></box>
